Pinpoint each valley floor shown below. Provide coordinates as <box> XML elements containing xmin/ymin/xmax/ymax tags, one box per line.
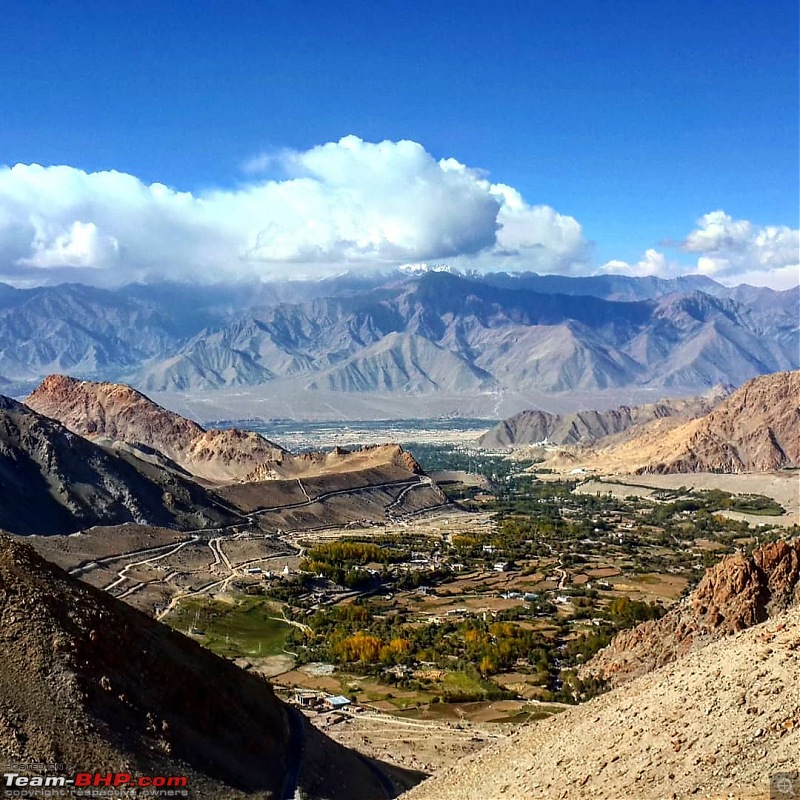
<box><xmin>575</xmin><ymin>471</ymin><xmax>800</xmax><ymax>526</ymax></box>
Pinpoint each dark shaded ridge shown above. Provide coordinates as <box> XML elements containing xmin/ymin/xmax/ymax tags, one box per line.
<box><xmin>0</xmin><ymin>534</ymin><xmax>419</xmax><ymax>798</ymax></box>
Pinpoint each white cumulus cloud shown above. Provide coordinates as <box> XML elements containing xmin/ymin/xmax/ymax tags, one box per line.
<box><xmin>489</xmin><ymin>183</ymin><xmax>587</xmax><ymax>270</ymax></box>
<box><xmin>682</xmin><ymin>210</ymin><xmax>799</xmax><ymax>282</ymax></box>
<box><xmin>600</xmin><ymin>211</ymin><xmax>799</xmax><ymax>289</ymax></box>
<box><xmin>600</xmin><ymin>249</ymin><xmax>674</xmax><ymax>278</ymax></box>
<box><xmin>0</xmin><ymin>136</ymin><xmax>588</xmax><ymax>285</ymax></box>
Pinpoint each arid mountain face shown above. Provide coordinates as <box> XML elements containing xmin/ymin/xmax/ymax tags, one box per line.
<box><xmin>135</xmin><ymin>275</ymin><xmax>798</xmax><ymax>395</ymax></box>
<box><xmin>0</xmin><ymin>395</ymin><xmax>237</xmax><ymax>535</ymax></box>
<box><xmin>1</xmin><ymin>272</ymin><xmax>797</xmax><ymax>397</ymax></box>
<box><xmin>26</xmin><ymin>374</ymin><xmax>287</xmax><ymax>482</ymax></box>
<box><xmin>26</xmin><ymin>374</ymin><xmax>425</xmax><ymax>483</ymax></box>
<box><xmin>638</xmin><ymin>370</ymin><xmax>800</xmax><ymax>473</ymax></box>
<box><xmin>477</xmin><ymin>390</ymin><xmax>726</xmax><ymax>448</ymax></box>
<box><xmin>534</xmin><ymin>370</ymin><xmax>800</xmax><ymax>475</ymax></box>
<box><xmin>583</xmin><ymin>539</ymin><xmax>800</xmax><ymax>687</ymax></box>
<box><xmin>0</xmin><ymin>535</ymin><xmax>412</xmax><ymax>799</ymax></box>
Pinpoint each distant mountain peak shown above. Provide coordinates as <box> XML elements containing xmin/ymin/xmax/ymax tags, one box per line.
<box><xmin>397</xmin><ymin>262</ymin><xmax>462</xmax><ymax>275</ymax></box>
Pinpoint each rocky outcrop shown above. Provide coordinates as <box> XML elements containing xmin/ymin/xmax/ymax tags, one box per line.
<box><xmin>583</xmin><ymin>540</ymin><xmax>800</xmax><ymax>686</ymax></box>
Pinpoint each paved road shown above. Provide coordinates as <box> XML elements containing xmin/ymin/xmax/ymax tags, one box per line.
<box><xmin>386</xmin><ymin>476</ymin><xmax>433</xmax><ymax>516</ymax></box>
<box><xmin>69</xmin><ymin>473</ymin><xmax>448</xmax><ymax>616</ymax></box>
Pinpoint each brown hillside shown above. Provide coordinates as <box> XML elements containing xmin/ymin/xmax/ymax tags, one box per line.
<box><xmin>26</xmin><ymin>375</ymin><xmax>287</xmax><ymax>483</ymax></box>
<box><xmin>582</xmin><ymin>539</ymin><xmax>800</xmax><ymax>686</ymax></box>
<box><xmin>26</xmin><ymin>375</ymin><xmax>425</xmax><ymax>484</ymax></box>
<box><xmin>641</xmin><ymin>370</ymin><xmax>800</xmax><ymax>473</ymax></box>
<box><xmin>565</xmin><ymin>370</ymin><xmax>800</xmax><ymax>474</ymax></box>
<box><xmin>477</xmin><ymin>389</ymin><xmax>726</xmax><ymax>449</ymax></box>
<box><xmin>0</xmin><ymin>534</ymin><xmax>418</xmax><ymax>799</ymax></box>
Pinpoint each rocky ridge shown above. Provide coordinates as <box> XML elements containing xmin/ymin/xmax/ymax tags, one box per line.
<box><xmin>540</xmin><ymin>370</ymin><xmax>800</xmax><ymax>475</ymax></box>
<box><xmin>0</xmin><ymin>394</ymin><xmax>237</xmax><ymax>535</ymax></box>
<box><xmin>26</xmin><ymin>375</ymin><xmax>287</xmax><ymax>483</ymax></box>
<box><xmin>582</xmin><ymin>539</ymin><xmax>800</xmax><ymax>686</ymax></box>
<box><xmin>0</xmin><ymin>534</ymin><xmax>414</xmax><ymax>799</ymax></box>
<box><xmin>25</xmin><ymin>375</ymin><xmax>425</xmax><ymax>484</ymax></box>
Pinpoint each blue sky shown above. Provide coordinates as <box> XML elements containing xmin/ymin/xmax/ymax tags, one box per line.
<box><xmin>0</xmin><ymin>0</ymin><xmax>797</xmax><ymax>287</ymax></box>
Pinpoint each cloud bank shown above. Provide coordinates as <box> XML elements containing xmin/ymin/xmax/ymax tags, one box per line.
<box><xmin>0</xmin><ymin>136</ymin><xmax>586</xmax><ymax>285</ymax></box>
<box><xmin>602</xmin><ymin>211</ymin><xmax>799</xmax><ymax>290</ymax></box>
<box><xmin>0</xmin><ymin>137</ymin><xmax>796</xmax><ymax>288</ymax></box>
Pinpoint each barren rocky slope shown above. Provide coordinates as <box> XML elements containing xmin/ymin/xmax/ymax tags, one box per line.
<box><xmin>26</xmin><ymin>374</ymin><xmax>287</xmax><ymax>483</ymax></box>
<box><xmin>639</xmin><ymin>370</ymin><xmax>800</xmax><ymax>473</ymax></box>
<box><xmin>477</xmin><ymin>390</ymin><xmax>726</xmax><ymax>448</ymax></box>
<box><xmin>551</xmin><ymin>370</ymin><xmax>800</xmax><ymax>474</ymax></box>
<box><xmin>402</xmin><ymin>605</ymin><xmax>799</xmax><ymax>800</ymax></box>
<box><xmin>134</xmin><ymin>273</ymin><xmax>799</xmax><ymax>394</ymax></box>
<box><xmin>0</xmin><ymin>534</ymin><xmax>418</xmax><ymax>799</ymax></box>
<box><xmin>0</xmin><ymin>395</ymin><xmax>237</xmax><ymax>535</ymax></box>
<box><xmin>583</xmin><ymin>539</ymin><xmax>800</xmax><ymax>686</ymax></box>
<box><xmin>3</xmin><ymin>274</ymin><xmax>797</xmax><ymax>398</ymax></box>
<box><xmin>26</xmin><ymin>374</ymin><xmax>425</xmax><ymax>484</ymax></box>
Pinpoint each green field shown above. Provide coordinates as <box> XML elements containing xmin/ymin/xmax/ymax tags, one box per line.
<box><xmin>167</xmin><ymin>595</ymin><xmax>292</xmax><ymax>659</ymax></box>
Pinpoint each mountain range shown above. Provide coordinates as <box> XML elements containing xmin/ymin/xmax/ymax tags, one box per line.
<box><xmin>0</xmin><ymin>271</ymin><xmax>797</xmax><ymax>409</ymax></box>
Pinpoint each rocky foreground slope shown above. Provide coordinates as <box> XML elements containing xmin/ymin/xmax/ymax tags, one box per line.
<box><xmin>0</xmin><ymin>534</ymin><xmax>418</xmax><ymax>799</ymax></box>
<box><xmin>402</xmin><ymin>605</ymin><xmax>800</xmax><ymax>800</ymax></box>
<box><xmin>583</xmin><ymin>539</ymin><xmax>800</xmax><ymax>686</ymax></box>
<box><xmin>0</xmin><ymin>395</ymin><xmax>237</xmax><ymax>535</ymax></box>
